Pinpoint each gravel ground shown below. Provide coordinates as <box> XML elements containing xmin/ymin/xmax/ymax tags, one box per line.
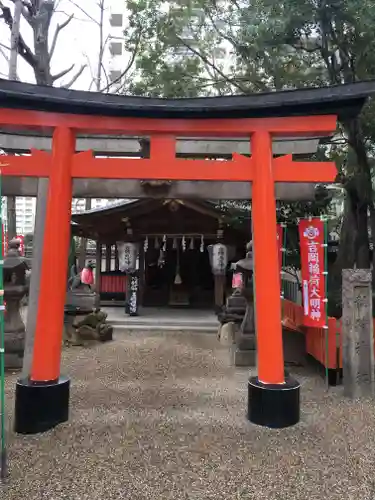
<box><xmin>2</xmin><ymin>330</ymin><xmax>375</xmax><ymax>500</ymax></box>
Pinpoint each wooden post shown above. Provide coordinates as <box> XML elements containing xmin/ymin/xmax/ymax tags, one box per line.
<box><xmin>251</xmin><ymin>131</ymin><xmax>284</xmax><ymax>385</ymax></box>
<box><xmin>95</xmin><ymin>241</ymin><xmax>102</xmax><ymax>308</ymax></box>
<box><xmin>106</xmin><ymin>244</ymin><xmax>111</xmax><ymax>272</ymax></box>
<box><xmin>214</xmin><ymin>275</ymin><xmax>225</xmax><ymax>310</ymax></box>
<box><xmin>247</xmin><ymin>130</ymin><xmax>300</xmax><ymax>429</ymax></box>
<box><xmin>31</xmin><ymin>127</ymin><xmax>74</xmax><ymax>382</ymax></box>
<box><xmin>15</xmin><ymin>127</ymin><xmax>74</xmax><ymax>434</ymax></box>
<box><xmin>114</xmin><ymin>244</ymin><xmax>119</xmax><ymax>271</ymax></box>
<box><xmin>138</xmin><ymin>245</ymin><xmax>145</xmax><ymax>307</ymax></box>
<box><xmin>342</xmin><ymin>269</ymin><xmax>374</xmax><ymax>398</ymax></box>
<box><xmin>22</xmin><ymin>178</ymin><xmax>49</xmax><ymax>379</ymax></box>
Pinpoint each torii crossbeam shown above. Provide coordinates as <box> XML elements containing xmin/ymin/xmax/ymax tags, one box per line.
<box><xmin>0</xmin><ymin>78</ymin><xmax>373</xmax><ymax>433</ymax></box>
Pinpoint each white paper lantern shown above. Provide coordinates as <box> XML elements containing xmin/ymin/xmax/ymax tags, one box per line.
<box><xmin>117</xmin><ymin>241</ymin><xmax>138</xmax><ymax>273</ymax></box>
<box><xmin>211</xmin><ymin>243</ymin><xmax>228</xmax><ymax>275</ymax></box>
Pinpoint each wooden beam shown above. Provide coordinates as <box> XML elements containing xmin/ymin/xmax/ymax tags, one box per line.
<box><xmin>0</xmin><ymin>150</ymin><xmax>51</xmax><ymax>177</ymax></box>
<box><xmin>0</xmin><ymin>108</ymin><xmax>337</xmax><ymax>137</ymax></box>
<box><xmin>273</xmin><ymin>154</ymin><xmax>337</xmax><ymax>183</ymax></box>
<box><xmin>0</xmin><ymin>150</ymin><xmax>337</xmax><ymax>184</ymax></box>
<box><xmin>72</xmin><ymin>151</ymin><xmax>254</xmax><ymax>182</ymax></box>
<box><xmin>0</xmin><ymin>177</ymin><xmax>319</xmax><ymax>200</ymax></box>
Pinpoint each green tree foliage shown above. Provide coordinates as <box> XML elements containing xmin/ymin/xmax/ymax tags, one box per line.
<box><xmin>124</xmin><ymin>0</ymin><xmax>375</xmax><ymax>295</ymax></box>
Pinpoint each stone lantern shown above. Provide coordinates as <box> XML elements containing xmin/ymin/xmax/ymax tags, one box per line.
<box><xmin>230</xmin><ymin>241</ymin><xmax>256</xmax><ymax>366</ymax></box>
<box><xmin>3</xmin><ymin>238</ymin><xmax>29</xmax><ymax>369</ymax></box>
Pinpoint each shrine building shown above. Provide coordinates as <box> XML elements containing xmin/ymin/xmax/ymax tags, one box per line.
<box><xmin>71</xmin><ymin>198</ymin><xmax>249</xmax><ymax>310</ymax></box>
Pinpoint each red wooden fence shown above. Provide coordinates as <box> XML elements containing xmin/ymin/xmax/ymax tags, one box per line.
<box><xmin>281</xmin><ymin>299</ymin><xmax>374</xmax><ymax>370</ymax></box>
<box><xmin>100</xmin><ymin>274</ymin><xmax>127</xmax><ymax>294</ymax></box>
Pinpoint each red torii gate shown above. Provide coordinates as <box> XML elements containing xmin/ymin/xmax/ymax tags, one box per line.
<box><xmin>1</xmin><ymin>79</ymin><xmax>366</xmax><ymax>432</ymax></box>
<box><xmin>1</xmin><ymin>111</ymin><xmax>336</xmax><ymax>432</ymax></box>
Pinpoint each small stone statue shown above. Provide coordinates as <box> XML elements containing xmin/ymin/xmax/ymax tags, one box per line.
<box><xmin>68</xmin><ymin>261</ymin><xmax>95</xmax><ymax>292</ymax></box>
<box><xmin>3</xmin><ymin>238</ymin><xmax>29</xmax><ymax>369</ymax></box>
<box><xmin>64</xmin><ymin>308</ymin><xmax>113</xmax><ymax>346</ymax></box>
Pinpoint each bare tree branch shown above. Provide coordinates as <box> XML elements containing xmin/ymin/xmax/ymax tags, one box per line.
<box><xmin>66</xmin><ymin>0</ymin><xmax>100</xmax><ymax>25</ymax></box>
<box><xmin>100</xmin><ymin>32</ymin><xmax>141</xmax><ymax>92</ymax></box>
<box><xmin>61</xmin><ymin>63</ymin><xmax>86</xmax><ymax>88</ymax></box>
<box><xmin>0</xmin><ymin>1</ymin><xmax>37</xmax><ymax>69</ymax></box>
<box><xmin>49</xmin><ymin>12</ymin><xmax>74</xmax><ymax>61</ymax></box>
<box><xmin>0</xmin><ymin>41</ymin><xmax>10</xmax><ymax>51</ymax></box>
<box><xmin>0</xmin><ymin>45</ymin><xmax>9</xmax><ymax>64</ymax></box>
<box><xmin>51</xmin><ymin>63</ymin><xmax>75</xmax><ymax>81</ymax></box>
<box><xmin>8</xmin><ymin>0</ymin><xmax>33</xmax><ymax>24</ymax></box>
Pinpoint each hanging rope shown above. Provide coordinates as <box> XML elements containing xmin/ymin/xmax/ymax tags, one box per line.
<box><xmin>0</xmin><ymin>170</ymin><xmax>7</xmax><ymax>482</ymax></box>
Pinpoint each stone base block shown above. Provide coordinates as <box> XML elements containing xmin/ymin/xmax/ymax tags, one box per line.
<box><xmin>14</xmin><ymin>376</ymin><xmax>70</xmax><ymax>434</ymax></box>
<box><xmin>248</xmin><ymin>376</ymin><xmax>300</xmax><ymax>428</ymax></box>
<box><xmin>220</xmin><ymin>322</ymin><xmax>235</xmax><ymax>346</ymax></box>
<box><xmin>232</xmin><ymin>347</ymin><xmax>256</xmax><ymax>367</ymax></box>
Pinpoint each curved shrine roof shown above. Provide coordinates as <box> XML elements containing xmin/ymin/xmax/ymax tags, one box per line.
<box><xmin>0</xmin><ymin>79</ymin><xmax>375</xmax><ymax>121</ymax></box>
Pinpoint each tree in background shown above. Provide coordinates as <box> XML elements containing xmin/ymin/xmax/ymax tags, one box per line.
<box><xmin>0</xmin><ymin>0</ymin><xmax>87</xmax><ymax>238</ymax></box>
<box><xmin>0</xmin><ymin>0</ymin><xmax>87</xmax><ymax>86</ymax></box>
<box><xmin>124</xmin><ymin>0</ymin><xmax>375</xmax><ymax>313</ymax></box>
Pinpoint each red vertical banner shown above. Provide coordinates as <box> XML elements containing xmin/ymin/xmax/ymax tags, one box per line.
<box><xmin>276</xmin><ymin>224</ymin><xmax>283</xmax><ymax>270</ymax></box>
<box><xmin>298</xmin><ymin>218</ymin><xmax>326</xmax><ymax>328</ymax></box>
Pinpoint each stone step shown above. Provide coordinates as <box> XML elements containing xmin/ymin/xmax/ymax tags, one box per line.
<box><xmin>108</xmin><ymin>316</ymin><xmax>218</xmax><ymax>326</ymax></box>
<box><xmin>113</xmin><ymin>324</ymin><xmax>218</xmax><ymax>332</ymax></box>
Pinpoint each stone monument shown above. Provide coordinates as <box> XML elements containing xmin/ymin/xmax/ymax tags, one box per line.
<box><xmin>4</xmin><ymin>238</ymin><xmax>29</xmax><ymax>369</ymax></box>
<box><xmin>342</xmin><ymin>269</ymin><xmax>375</xmax><ymax>398</ymax></box>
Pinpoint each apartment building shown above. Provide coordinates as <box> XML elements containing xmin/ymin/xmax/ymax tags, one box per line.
<box><xmin>104</xmin><ymin>0</ymin><xmax>127</xmax><ymax>92</ymax></box>
<box><xmin>72</xmin><ymin>198</ymin><xmax>113</xmax><ymax>214</ymax></box>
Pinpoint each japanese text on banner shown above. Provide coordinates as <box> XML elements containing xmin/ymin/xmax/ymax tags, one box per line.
<box><xmin>298</xmin><ymin>219</ymin><xmax>325</xmax><ymax>328</ymax></box>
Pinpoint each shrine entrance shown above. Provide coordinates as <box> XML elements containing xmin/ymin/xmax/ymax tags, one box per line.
<box><xmin>142</xmin><ymin>242</ymin><xmax>214</xmax><ymax>308</ymax></box>
<box><xmin>1</xmin><ymin>78</ymin><xmax>374</xmax><ymax>434</ymax></box>
<box><xmin>71</xmin><ymin>198</ymin><xmax>247</xmax><ymax>310</ymax></box>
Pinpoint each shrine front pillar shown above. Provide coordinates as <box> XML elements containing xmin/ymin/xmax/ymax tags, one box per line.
<box><xmin>14</xmin><ymin>127</ymin><xmax>75</xmax><ymax>434</ymax></box>
<box><xmin>214</xmin><ymin>275</ymin><xmax>225</xmax><ymax>311</ymax></box>
<box><xmin>248</xmin><ymin>130</ymin><xmax>300</xmax><ymax>428</ymax></box>
<box><xmin>95</xmin><ymin>241</ymin><xmax>102</xmax><ymax>309</ymax></box>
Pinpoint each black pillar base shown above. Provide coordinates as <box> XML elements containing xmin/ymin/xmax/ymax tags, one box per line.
<box><xmin>14</xmin><ymin>376</ymin><xmax>70</xmax><ymax>435</ymax></box>
<box><xmin>248</xmin><ymin>375</ymin><xmax>300</xmax><ymax>428</ymax></box>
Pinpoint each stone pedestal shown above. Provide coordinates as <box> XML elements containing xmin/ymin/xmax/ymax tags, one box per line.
<box><xmin>232</xmin><ymin>286</ymin><xmax>256</xmax><ymax>367</ymax></box>
<box><xmin>342</xmin><ymin>269</ymin><xmax>375</xmax><ymax>398</ymax></box>
<box><xmin>219</xmin><ymin>321</ymin><xmax>235</xmax><ymax>346</ymax></box>
<box><xmin>4</xmin><ymin>287</ymin><xmax>26</xmax><ymax>369</ymax></box>
<box><xmin>3</xmin><ymin>239</ymin><xmax>29</xmax><ymax>370</ymax></box>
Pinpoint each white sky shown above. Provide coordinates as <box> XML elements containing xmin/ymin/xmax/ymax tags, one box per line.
<box><xmin>0</xmin><ymin>0</ymin><xmax>121</xmax><ymax>90</ymax></box>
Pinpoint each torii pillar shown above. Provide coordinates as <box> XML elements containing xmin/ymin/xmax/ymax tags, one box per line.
<box><xmin>248</xmin><ymin>131</ymin><xmax>298</xmax><ymax>428</ymax></box>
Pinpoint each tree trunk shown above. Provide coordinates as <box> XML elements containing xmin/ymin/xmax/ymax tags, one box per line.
<box><xmin>6</xmin><ymin>0</ymin><xmax>23</xmax><ymax>241</ymax></box>
<box><xmin>346</xmin><ymin>119</ymin><xmax>372</xmax><ymax>269</ymax></box>
<box><xmin>33</xmin><ymin>1</ymin><xmax>54</xmax><ymax>85</ymax></box>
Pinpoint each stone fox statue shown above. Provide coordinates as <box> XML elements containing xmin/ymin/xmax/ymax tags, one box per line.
<box><xmin>68</xmin><ymin>261</ymin><xmax>95</xmax><ymax>291</ymax></box>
